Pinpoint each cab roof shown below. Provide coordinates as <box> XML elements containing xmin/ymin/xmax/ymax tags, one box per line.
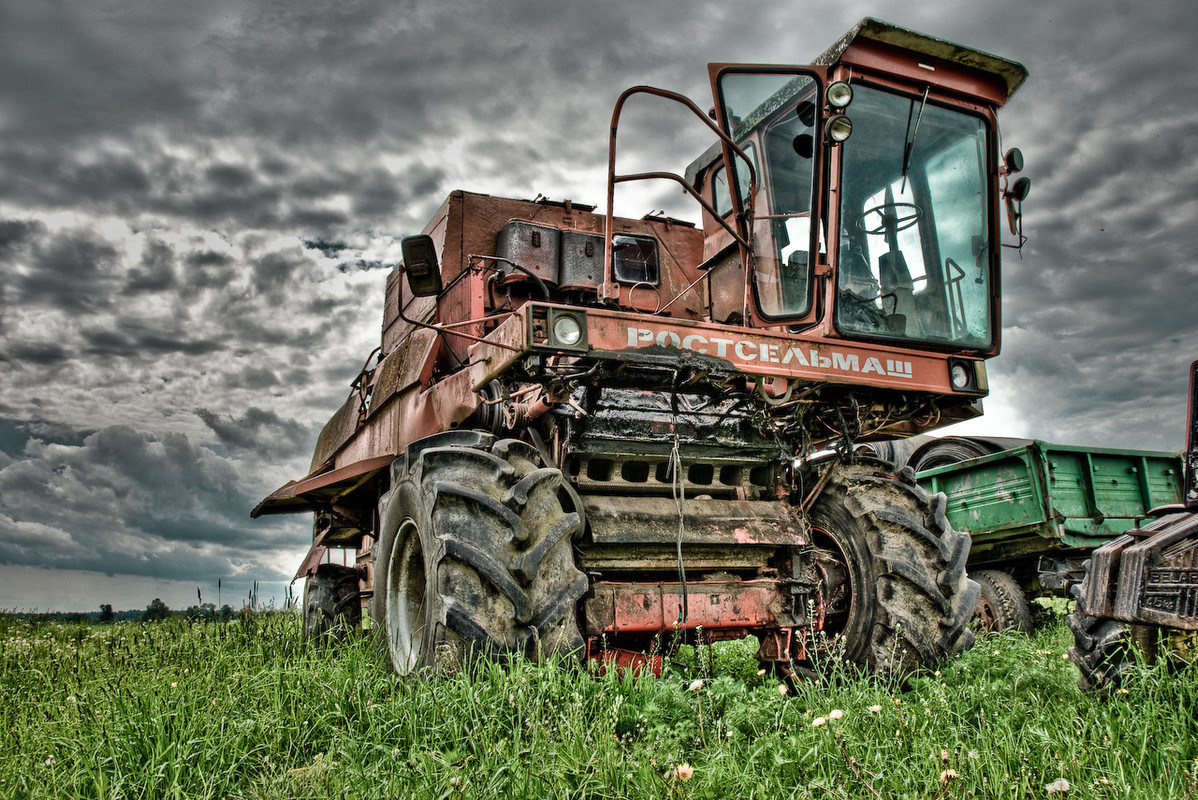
<box><xmin>817</xmin><ymin>17</ymin><xmax>1028</xmax><ymax>104</ymax></box>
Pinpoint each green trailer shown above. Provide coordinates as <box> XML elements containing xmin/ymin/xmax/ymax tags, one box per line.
<box><xmin>899</xmin><ymin>437</ymin><xmax>1185</xmax><ymax>631</ymax></box>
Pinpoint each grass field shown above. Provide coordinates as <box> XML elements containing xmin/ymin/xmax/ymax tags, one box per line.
<box><xmin>3</xmin><ymin>611</ymin><xmax>1196</xmax><ymax>799</ymax></box>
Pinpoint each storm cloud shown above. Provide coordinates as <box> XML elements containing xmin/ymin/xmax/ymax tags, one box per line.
<box><xmin>0</xmin><ymin>0</ymin><xmax>1195</xmax><ymax>611</ymax></box>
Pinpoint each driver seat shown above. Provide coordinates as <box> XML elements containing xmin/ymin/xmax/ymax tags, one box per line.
<box><xmin>878</xmin><ymin>251</ymin><xmax>920</xmax><ymax>337</ymax></box>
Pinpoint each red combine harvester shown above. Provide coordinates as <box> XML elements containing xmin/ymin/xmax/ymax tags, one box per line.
<box><xmin>254</xmin><ymin>18</ymin><xmax>1030</xmax><ymax>678</ymax></box>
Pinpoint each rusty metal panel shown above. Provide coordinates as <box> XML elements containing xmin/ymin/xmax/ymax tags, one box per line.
<box><xmin>1081</xmin><ymin>534</ymin><xmax>1133</xmax><ymax>618</ymax></box>
<box><xmin>579</xmin><ymin>304</ymin><xmax>955</xmax><ymax>394</ymax></box>
<box><xmin>370</xmin><ymin>328</ymin><xmax>440</xmax><ymax>416</ymax></box>
<box><xmin>561</xmin><ymin>231</ymin><xmax>604</xmax><ymax>290</ymax></box>
<box><xmin>584</xmin><ymin>495</ymin><xmax>800</xmax><ymax>546</ymax></box>
<box><xmin>368</xmin><ymin>344</ymin><xmax>407</xmax><ymax>417</ymax></box>
<box><xmin>583</xmin><ymin>580</ymin><xmax>782</xmax><ymax>634</ymax></box>
<box><xmin>577</xmin><ymin>545</ymin><xmax>773</xmax><ymax>573</ymax></box>
<box><xmin>1112</xmin><ymin>513</ymin><xmax>1198</xmax><ymax>629</ymax></box>
<box><xmin>496</xmin><ymin>220</ymin><xmax>561</xmax><ymax>286</ymax></box>
<box><xmin>310</xmin><ymin>395</ymin><xmax>361</xmax><ymax>473</ymax></box>
<box><xmin>812</xmin><ymin>18</ymin><xmax>1026</xmax><ymax>105</ymax></box>
<box><xmin>253</xmin><ymin>455</ymin><xmax>393</xmax><ymax>518</ymax></box>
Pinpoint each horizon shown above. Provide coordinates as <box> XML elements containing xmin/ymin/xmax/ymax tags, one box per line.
<box><xmin>2</xmin><ymin>1</ymin><xmax>1196</xmax><ymax>612</ymax></box>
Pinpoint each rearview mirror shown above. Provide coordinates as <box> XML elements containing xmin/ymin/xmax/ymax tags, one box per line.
<box><xmin>1004</xmin><ymin>177</ymin><xmax>1031</xmax><ymax>235</ymax></box>
<box><xmin>400</xmin><ymin>235</ymin><xmax>442</xmax><ymax>297</ymax></box>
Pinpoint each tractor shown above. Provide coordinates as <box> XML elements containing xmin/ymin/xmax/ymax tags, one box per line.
<box><xmin>253</xmin><ymin>18</ymin><xmax>1029</xmax><ymax>678</ymax></box>
<box><xmin>1066</xmin><ymin>362</ymin><xmax>1198</xmax><ymax>689</ymax></box>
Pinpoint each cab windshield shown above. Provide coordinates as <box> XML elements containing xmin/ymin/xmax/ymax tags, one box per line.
<box><xmin>835</xmin><ymin>84</ymin><xmax>993</xmax><ymax>350</ymax></box>
<box><xmin>717</xmin><ymin>70</ymin><xmax>820</xmax><ymax>319</ymax></box>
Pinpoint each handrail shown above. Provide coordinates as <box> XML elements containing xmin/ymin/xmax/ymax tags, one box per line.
<box><xmin>603</xmin><ymin>85</ymin><xmax>758</xmax><ymax>304</ymax></box>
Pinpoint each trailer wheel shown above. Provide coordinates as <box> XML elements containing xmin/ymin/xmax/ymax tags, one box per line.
<box><xmin>302</xmin><ymin>564</ymin><xmax>362</xmax><ymax>643</ymax></box>
<box><xmin>971</xmin><ymin>569</ymin><xmax>1033</xmax><ymax>634</ymax></box>
<box><xmin>371</xmin><ymin>432</ymin><xmax>588</xmax><ymax>675</ymax></box>
<box><xmin>805</xmin><ymin>461</ymin><xmax>979</xmax><ymax>676</ymax></box>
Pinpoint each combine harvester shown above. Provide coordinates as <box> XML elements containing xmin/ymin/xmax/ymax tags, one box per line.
<box><xmin>254</xmin><ymin>18</ymin><xmax>1032</xmax><ymax>678</ymax></box>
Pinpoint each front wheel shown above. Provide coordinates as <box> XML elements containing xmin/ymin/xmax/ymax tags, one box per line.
<box><xmin>804</xmin><ymin>461</ymin><xmax>979</xmax><ymax>676</ymax></box>
<box><xmin>371</xmin><ymin>432</ymin><xmax>588</xmax><ymax>675</ymax></box>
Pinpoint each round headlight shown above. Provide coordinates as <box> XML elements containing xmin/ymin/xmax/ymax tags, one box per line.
<box><xmin>552</xmin><ymin>315</ymin><xmax>583</xmax><ymax>347</ymax></box>
<box><xmin>950</xmin><ymin>363</ymin><xmax>971</xmax><ymax>390</ymax></box>
<box><xmin>825</xmin><ymin>115</ymin><xmax>853</xmax><ymax>143</ymax></box>
<box><xmin>826</xmin><ymin>81</ymin><xmax>853</xmax><ymax>109</ymax></box>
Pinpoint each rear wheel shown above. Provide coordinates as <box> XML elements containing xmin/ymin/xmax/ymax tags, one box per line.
<box><xmin>303</xmin><ymin>564</ymin><xmax>362</xmax><ymax>643</ymax></box>
<box><xmin>804</xmin><ymin>461</ymin><xmax>979</xmax><ymax>676</ymax></box>
<box><xmin>371</xmin><ymin>432</ymin><xmax>588</xmax><ymax>675</ymax></box>
<box><xmin>971</xmin><ymin>569</ymin><xmax>1033</xmax><ymax>634</ymax></box>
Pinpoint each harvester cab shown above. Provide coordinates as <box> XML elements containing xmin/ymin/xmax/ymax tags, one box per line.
<box><xmin>255</xmin><ymin>19</ymin><xmax>1030</xmax><ymax>680</ymax></box>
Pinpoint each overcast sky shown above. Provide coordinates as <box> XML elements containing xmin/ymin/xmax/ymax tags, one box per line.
<box><xmin>1</xmin><ymin>1</ymin><xmax>1194</xmax><ymax>612</ymax></box>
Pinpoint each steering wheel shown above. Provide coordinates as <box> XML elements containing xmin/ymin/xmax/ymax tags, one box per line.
<box><xmin>856</xmin><ymin>202</ymin><xmax>923</xmax><ymax>235</ymax></box>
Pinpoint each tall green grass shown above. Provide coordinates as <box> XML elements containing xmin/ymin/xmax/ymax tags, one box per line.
<box><xmin>2</xmin><ymin>612</ymin><xmax>1195</xmax><ymax>799</ymax></box>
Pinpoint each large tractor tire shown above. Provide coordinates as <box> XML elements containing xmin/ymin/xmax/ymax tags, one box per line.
<box><xmin>1066</xmin><ymin>587</ymin><xmax>1131</xmax><ymax>691</ymax></box>
<box><xmin>971</xmin><ymin>569</ymin><xmax>1033</xmax><ymax>634</ymax></box>
<box><xmin>371</xmin><ymin>431</ymin><xmax>588</xmax><ymax>675</ymax></box>
<box><xmin>806</xmin><ymin>461</ymin><xmax>979</xmax><ymax>675</ymax></box>
<box><xmin>303</xmin><ymin>563</ymin><xmax>362</xmax><ymax>643</ymax></box>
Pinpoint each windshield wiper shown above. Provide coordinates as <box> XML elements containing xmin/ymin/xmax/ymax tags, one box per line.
<box><xmin>900</xmin><ymin>86</ymin><xmax>930</xmax><ymax>193</ymax></box>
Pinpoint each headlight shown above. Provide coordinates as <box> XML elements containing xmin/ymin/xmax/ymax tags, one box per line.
<box><xmin>825</xmin><ymin>115</ymin><xmax>853</xmax><ymax>143</ymax></box>
<box><xmin>948</xmin><ymin>360</ymin><xmax>979</xmax><ymax>392</ymax></box>
<box><xmin>553</xmin><ymin>315</ymin><xmax>582</xmax><ymax>346</ymax></box>
<box><xmin>826</xmin><ymin>81</ymin><xmax>853</xmax><ymax>109</ymax></box>
<box><xmin>547</xmin><ymin>309</ymin><xmax>588</xmax><ymax>351</ymax></box>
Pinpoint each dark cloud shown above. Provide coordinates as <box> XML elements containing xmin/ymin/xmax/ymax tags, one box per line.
<box><xmin>123</xmin><ymin>237</ymin><xmax>179</xmax><ymax>295</ymax></box>
<box><xmin>0</xmin><ymin>423</ymin><xmax>305</xmax><ymax>582</ymax></box>
<box><xmin>0</xmin><ymin>0</ymin><xmax>1194</xmax><ymax>610</ymax></box>
<box><xmin>15</xmin><ymin>228</ymin><xmax>121</xmax><ymax>312</ymax></box>
<box><xmin>0</xmin><ymin>5</ymin><xmax>201</xmax><ymax>142</ymax></box>
<box><xmin>197</xmin><ymin>407</ymin><xmax>316</xmax><ymax>461</ymax></box>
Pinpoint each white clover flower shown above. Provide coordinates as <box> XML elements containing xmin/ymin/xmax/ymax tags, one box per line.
<box><xmin>812</xmin><ymin>716</ymin><xmax>827</xmax><ymax>727</ymax></box>
<box><xmin>1046</xmin><ymin>777</ymin><xmax>1071</xmax><ymax>794</ymax></box>
<box><xmin>868</xmin><ymin>705</ymin><xmax>882</xmax><ymax>713</ymax></box>
<box><xmin>828</xmin><ymin>708</ymin><xmax>844</xmax><ymax>720</ymax></box>
<box><xmin>688</xmin><ymin>679</ymin><xmax>704</xmax><ymax>692</ymax></box>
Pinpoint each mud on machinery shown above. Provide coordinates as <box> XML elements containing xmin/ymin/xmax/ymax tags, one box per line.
<box><xmin>253</xmin><ymin>19</ymin><xmax>1032</xmax><ymax>678</ymax></box>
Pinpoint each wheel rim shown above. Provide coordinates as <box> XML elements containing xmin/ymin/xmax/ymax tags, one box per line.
<box><xmin>973</xmin><ymin>594</ymin><xmax>1000</xmax><ymax>632</ymax></box>
<box><xmin>386</xmin><ymin>520</ymin><xmax>426</xmax><ymax>674</ymax></box>
<box><xmin>808</xmin><ymin>528</ymin><xmax>855</xmax><ymax>643</ymax></box>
